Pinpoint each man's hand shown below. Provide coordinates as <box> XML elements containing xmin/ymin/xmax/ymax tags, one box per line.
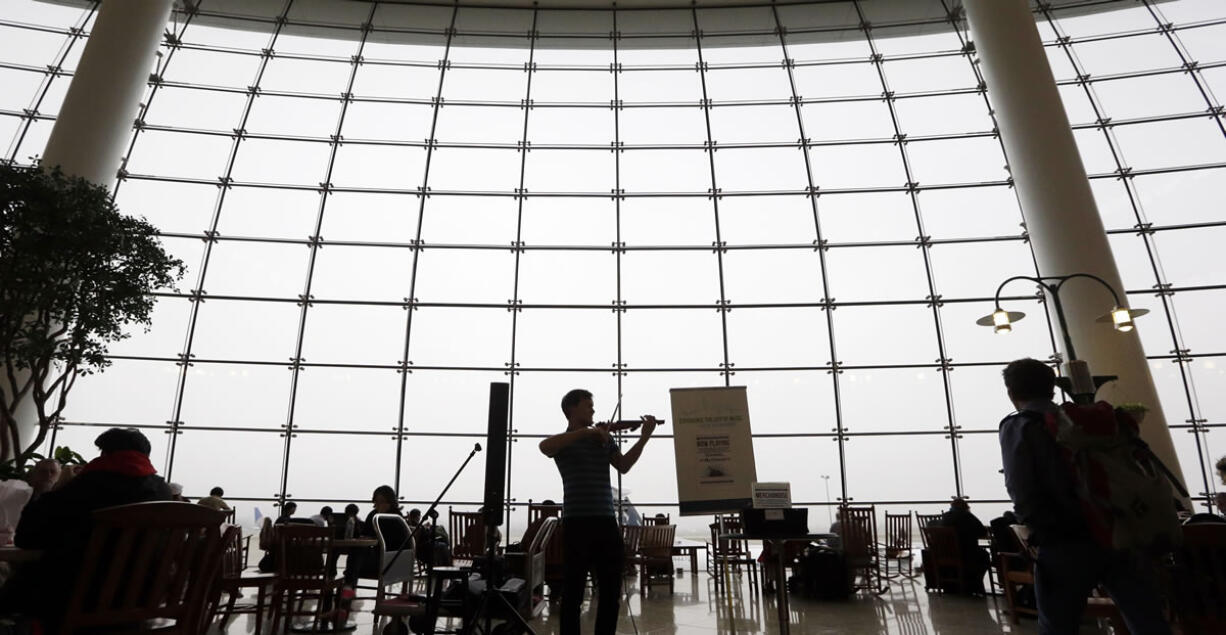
<box><xmin>591</xmin><ymin>424</ymin><xmax>612</xmax><ymax>445</ymax></box>
<box><xmin>639</xmin><ymin>415</ymin><xmax>658</xmax><ymax>438</ymax></box>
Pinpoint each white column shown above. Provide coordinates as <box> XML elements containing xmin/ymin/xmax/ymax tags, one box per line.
<box><xmin>40</xmin><ymin>0</ymin><xmax>172</xmax><ymax>186</ymax></box>
<box><xmin>963</xmin><ymin>0</ymin><xmax>1186</xmax><ymax>491</ymax></box>
<box><xmin>9</xmin><ymin>0</ymin><xmax>171</xmax><ymax>460</ymax></box>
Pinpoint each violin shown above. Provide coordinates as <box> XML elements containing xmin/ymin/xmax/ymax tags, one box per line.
<box><xmin>599</xmin><ymin>418</ymin><xmax>666</xmax><ymax>433</ymax></box>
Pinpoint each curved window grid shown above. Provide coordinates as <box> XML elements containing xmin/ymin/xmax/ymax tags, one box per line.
<box><xmin>2</xmin><ymin>0</ymin><xmax>1225</xmax><ymax>537</ymax></box>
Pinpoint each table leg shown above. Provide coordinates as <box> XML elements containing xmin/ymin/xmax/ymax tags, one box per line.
<box><xmin>773</xmin><ymin>540</ymin><xmax>790</xmax><ymax>635</ymax></box>
<box><xmin>690</xmin><ymin>548</ymin><xmax>698</xmax><ymax>574</ymax></box>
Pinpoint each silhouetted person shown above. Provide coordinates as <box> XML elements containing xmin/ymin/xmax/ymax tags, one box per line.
<box><xmin>999</xmin><ymin>358</ymin><xmax>1169</xmax><ymax>634</ymax></box>
<box><xmin>539</xmin><ymin>389</ymin><xmax>658</xmax><ymax>635</ymax></box>
<box><xmin>4</xmin><ymin>428</ymin><xmax>171</xmax><ymax>631</ymax></box>
<box><xmin>197</xmin><ymin>486</ymin><xmax>230</xmax><ymax>511</ymax></box>
<box><xmin>938</xmin><ymin>498</ymin><xmax>989</xmax><ymax>595</ymax></box>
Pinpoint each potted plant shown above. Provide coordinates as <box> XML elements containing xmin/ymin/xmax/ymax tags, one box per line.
<box><xmin>0</xmin><ymin>163</ymin><xmax>184</xmax><ymax>472</ymax></box>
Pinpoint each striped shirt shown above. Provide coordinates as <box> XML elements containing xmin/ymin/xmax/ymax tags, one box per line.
<box><xmin>553</xmin><ymin>433</ymin><xmax>619</xmax><ymax>518</ymax></box>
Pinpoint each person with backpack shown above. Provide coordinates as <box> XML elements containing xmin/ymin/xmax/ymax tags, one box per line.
<box><xmin>998</xmin><ymin>358</ymin><xmax>1171</xmax><ymax>634</ymax></box>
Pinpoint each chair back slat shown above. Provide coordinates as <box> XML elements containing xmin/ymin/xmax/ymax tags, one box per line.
<box><xmin>884</xmin><ymin>512</ymin><xmax>912</xmax><ymax>555</ymax></box>
<box><xmin>640</xmin><ymin>525</ymin><xmax>676</xmax><ymax>558</ymax></box>
<box><xmin>221</xmin><ymin>525</ymin><xmax>244</xmax><ymax>578</ymax></box>
<box><xmin>96</xmin><ymin>528</ymin><xmax>138</xmax><ymax>610</ymax></box>
<box><xmin>527</xmin><ymin>500</ymin><xmax>561</xmax><ymax>526</ymax></box>
<box><xmin>448</xmin><ymin>508</ymin><xmax>485</xmax><ymax>561</ymax></box>
<box><xmin>916</xmin><ymin>513</ymin><xmax>942</xmax><ymax>548</ymax></box>
<box><xmin>61</xmin><ymin>502</ymin><xmax>228</xmax><ymax>633</ymax></box>
<box><xmin>278</xmin><ymin>525</ymin><xmax>332</xmax><ymax>585</ymax></box>
<box><xmin>922</xmin><ymin>526</ymin><xmax>960</xmax><ymax>563</ymax></box>
<box><xmin>837</xmin><ymin>506</ymin><xmax>878</xmax><ymax>559</ymax></box>
<box><xmin>645</xmin><ymin>513</ymin><xmax>671</xmax><ymax>526</ymax></box>
<box><xmin>710</xmin><ymin>514</ymin><xmax>749</xmax><ymax>557</ymax></box>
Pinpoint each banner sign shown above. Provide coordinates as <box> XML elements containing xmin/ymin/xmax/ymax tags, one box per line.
<box><xmin>669</xmin><ymin>386</ymin><xmax>756</xmax><ymax>515</ymax></box>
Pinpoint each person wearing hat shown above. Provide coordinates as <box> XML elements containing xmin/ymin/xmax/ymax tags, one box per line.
<box><xmin>3</xmin><ymin>428</ymin><xmax>172</xmax><ymax>631</ymax></box>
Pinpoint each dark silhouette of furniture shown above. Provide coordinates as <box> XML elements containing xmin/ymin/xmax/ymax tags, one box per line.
<box><xmin>448</xmin><ymin>508</ymin><xmax>484</xmax><ymax>566</ymax></box>
<box><xmin>838</xmin><ymin>505</ymin><xmax>886</xmax><ymax>594</ymax></box>
<box><xmin>915</xmin><ymin>513</ymin><xmax>942</xmax><ymax>548</ymax></box>
<box><xmin>61</xmin><ymin>501</ymin><xmax>229</xmax><ymax>634</ymax></box>
<box><xmin>882</xmin><ymin>511</ymin><xmax>915</xmax><ymax>578</ymax></box>
<box><xmin>215</xmin><ymin>525</ymin><xmax>276</xmax><ymax>635</ymax></box>
<box><xmin>1169</xmin><ymin>522</ymin><xmax>1226</xmax><ymax>634</ymax></box>
<box><xmin>270</xmin><ymin>525</ymin><xmax>342</xmax><ymax>633</ymax></box>
<box><xmin>635</xmin><ymin>524</ymin><xmax>676</xmax><ymax>596</ymax></box>
<box><xmin>920</xmin><ymin>526</ymin><xmax>966</xmax><ymax>593</ymax></box>
<box><xmin>708</xmin><ymin>514</ymin><xmax>758</xmax><ymax>593</ymax></box>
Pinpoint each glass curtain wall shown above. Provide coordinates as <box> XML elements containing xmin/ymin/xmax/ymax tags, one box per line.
<box><xmin>1</xmin><ymin>0</ymin><xmax>1224</xmax><ymax>537</ymax></box>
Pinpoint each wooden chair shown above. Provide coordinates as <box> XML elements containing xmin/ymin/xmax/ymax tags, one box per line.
<box><xmin>270</xmin><ymin>525</ymin><xmax>342</xmax><ymax>633</ymax></box>
<box><xmin>527</xmin><ymin>500</ymin><xmax>561</xmax><ymax>525</ymax></box>
<box><xmin>636</xmin><ymin>524</ymin><xmax>677</xmax><ymax>596</ymax></box>
<box><xmin>505</xmin><ymin>517</ymin><xmax>558</xmax><ymax>618</ymax></box>
<box><xmin>838</xmin><ymin>505</ymin><xmax>886</xmax><ymax>594</ymax></box>
<box><xmin>882</xmin><ymin>512</ymin><xmax>915</xmax><ymax>578</ymax></box>
<box><xmin>60</xmin><ymin>501</ymin><xmax>229</xmax><ymax>634</ymax></box>
<box><xmin>708</xmin><ymin>514</ymin><xmax>759</xmax><ymax>593</ymax></box>
<box><xmin>645</xmin><ymin>513</ymin><xmax>671</xmax><ymax>526</ymax></box>
<box><xmin>999</xmin><ymin>525</ymin><xmax>1128</xmax><ymax>632</ymax></box>
<box><xmin>214</xmin><ymin>525</ymin><xmax>276</xmax><ymax>635</ymax></box>
<box><xmin>622</xmin><ymin>524</ymin><xmax>644</xmax><ymax>574</ymax></box>
<box><xmin>448</xmin><ymin>508</ymin><xmax>484</xmax><ymax>566</ymax></box>
<box><xmin>920</xmin><ymin>526</ymin><xmax>966</xmax><ymax>593</ymax></box>
<box><xmin>915</xmin><ymin>513</ymin><xmax>942</xmax><ymax>548</ymax></box>
<box><xmin>1169</xmin><ymin>523</ymin><xmax>1226</xmax><ymax>634</ymax></box>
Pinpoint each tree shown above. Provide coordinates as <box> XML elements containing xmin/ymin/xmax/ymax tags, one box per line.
<box><xmin>0</xmin><ymin>163</ymin><xmax>184</xmax><ymax>468</ymax></box>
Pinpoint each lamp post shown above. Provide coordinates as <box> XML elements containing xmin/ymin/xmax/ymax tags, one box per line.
<box><xmin>976</xmin><ymin>273</ymin><xmax>1148</xmax><ymax>404</ymax></box>
<box><xmin>820</xmin><ymin>474</ymin><xmax>832</xmax><ymax>527</ymax></box>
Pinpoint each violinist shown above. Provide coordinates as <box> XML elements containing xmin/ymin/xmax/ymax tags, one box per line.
<box><xmin>539</xmin><ymin>389</ymin><xmax>660</xmax><ymax>635</ymax></box>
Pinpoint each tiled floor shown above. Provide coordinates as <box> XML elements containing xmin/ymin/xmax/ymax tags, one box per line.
<box><xmin>211</xmin><ymin>567</ymin><xmax>1114</xmax><ymax>634</ymax></box>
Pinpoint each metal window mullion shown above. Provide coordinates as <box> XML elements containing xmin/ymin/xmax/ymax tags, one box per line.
<box><xmin>279</xmin><ymin>2</ymin><xmax>379</xmax><ymax>491</ymax></box>
<box><xmin>689</xmin><ymin>8</ymin><xmax>733</xmax><ymax>389</ymax></box>
<box><xmin>771</xmin><ymin>4</ymin><xmax>849</xmax><ymax>505</ymax></box>
<box><xmin>855</xmin><ymin>0</ymin><xmax>962</xmax><ymax>500</ymax></box>
<box><xmin>6</xmin><ymin>2</ymin><xmax>98</xmax><ymax>165</ymax></box>
<box><xmin>1140</xmin><ymin>0</ymin><xmax>1226</xmax><ymax>147</ymax></box>
<box><xmin>612</xmin><ymin>8</ymin><xmax>629</xmax><ymax>529</ymax></box>
<box><xmin>110</xmin><ymin>3</ymin><xmax>208</xmax><ymax>477</ymax></box>
<box><xmin>1045</xmin><ymin>3</ymin><xmax>1213</xmax><ymax>507</ymax></box>
<box><xmin>393</xmin><ymin>3</ymin><xmax>459</xmax><ymax>511</ymax></box>
<box><xmin>504</xmin><ymin>9</ymin><xmax>540</xmax><ymax>535</ymax></box>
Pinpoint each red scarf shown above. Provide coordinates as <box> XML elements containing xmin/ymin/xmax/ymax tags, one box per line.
<box><xmin>79</xmin><ymin>450</ymin><xmax>156</xmax><ymax>477</ymax></box>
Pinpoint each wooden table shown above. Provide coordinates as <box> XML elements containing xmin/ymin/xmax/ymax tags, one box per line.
<box><xmin>0</xmin><ymin>547</ymin><xmax>41</xmax><ymax>563</ymax></box>
<box><xmin>333</xmin><ymin>537</ymin><xmax>377</xmax><ymax>549</ymax></box>
<box><xmin>723</xmin><ymin>533</ymin><xmax>836</xmax><ymax>635</ymax></box>
<box><xmin>671</xmin><ymin>539</ymin><xmax>706</xmax><ymax>573</ymax></box>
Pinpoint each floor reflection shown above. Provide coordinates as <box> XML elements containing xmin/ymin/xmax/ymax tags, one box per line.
<box><xmin>213</xmin><ymin>565</ymin><xmax>1117</xmax><ymax>634</ymax></box>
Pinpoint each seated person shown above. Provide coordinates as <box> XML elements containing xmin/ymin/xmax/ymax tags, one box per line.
<box><xmin>197</xmin><ymin>486</ymin><xmax>230</xmax><ymax>511</ymax></box>
<box><xmin>937</xmin><ymin>498</ymin><xmax>990</xmax><ymax>595</ymax></box>
<box><xmin>2</xmin><ymin>428</ymin><xmax>172</xmax><ymax>632</ymax></box>
<box><xmin>414</xmin><ymin>509</ymin><xmax>452</xmax><ymax>568</ymax></box>
<box><xmin>343</xmin><ymin>485</ymin><xmax>409</xmax><ymax>586</ymax></box>
<box><xmin>26</xmin><ymin>459</ymin><xmax>62</xmax><ymax>502</ymax></box>
<box><xmin>310</xmin><ymin>505</ymin><xmax>334</xmax><ymax>528</ymax></box>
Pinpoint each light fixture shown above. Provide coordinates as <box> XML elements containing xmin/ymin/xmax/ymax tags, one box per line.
<box><xmin>975</xmin><ymin>308</ymin><xmax>1026</xmax><ymax>334</ymax></box>
<box><xmin>1095</xmin><ymin>306</ymin><xmax>1150</xmax><ymax>333</ymax></box>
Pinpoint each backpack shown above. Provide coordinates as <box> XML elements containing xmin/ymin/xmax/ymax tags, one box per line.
<box><xmin>1031</xmin><ymin>401</ymin><xmax>1186</xmax><ymax>552</ymax></box>
<box><xmin>788</xmin><ymin>544</ymin><xmax>852</xmax><ymax>600</ymax></box>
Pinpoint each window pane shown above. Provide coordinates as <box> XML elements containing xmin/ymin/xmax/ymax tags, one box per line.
<box><xmin>287</xmin><ymin>432</ymin><xmax>397</xmax><ymax>500</ymax></box>
<box><xmin>126</xmin><ymin>131</ymin><xmax>234</xmax><ymax>180</ymax></box>
<box><xmin>231</xmin><ymin>138</ymin><xmax>331</xmax><ymax>186</ymax></box>
<box><xmin>622</xmin><ymin>310</ymin><xmax>723</xmax><ymax>368</ymax></box>
<box><xmin>718</xmin><ymin>195</ymin><xmax>815</xmax><ymax>245</ymax></box>
<box><xmin>841</xmin><ymin>367</ymin><xmax>948</xmax><ymax>433</ymax></box>
<box><xmin>62</xmin><ymin>360</ymin><xmax>180</xmax><ymax>426</ymax></box>
<box><xmin>725</xmin><ymin>308</ymin><xmax>831</xmax><ymax>368</ymax></box>
<box><xmin>833</xmin><ymin>304</ymin><xmax>940</xmax><ymax>366</ymax></box>
<box><xmin>179</xmin><ymin>363</ymin><xmax>291</xmax><ymax>430</ymax></box>
<box><xmin>218</xmin><ymin>186</ymin><xmax>321</xmax><ymax>240</ymax></box>
<box><xmin>191</xmin><ymin>299</ymin><xmax>302</xmax><ymax>362</ymax></box>
<box><xmin>301</xmin><ymin>304</ymin><xmax>406</xmax><ymax>365</ymax></box>
<box><xmin>722</xmin><ymin>249</ymin><xmax>825</xmax><ymax>304</ymax></box>
<box><xmin>819</xmin><ymin>191</ymin><xmax>916</xmax><ymax>244</ymax></box>
<box><xmin>713</xmin><ymin>147</ymin><xmax>809</xmax><ymax>192</ymax></box>
<box><xmin>940</xmin><ymin>299</ymin><xmax>1054</xmax><ymax>365</ymax></box>
<box><xmin>622</xmin><ymin>251</ymin><xmax>719</xmax><ymax>305</ymax></box>
<box><xmin>621</xmin><ymin>197</ymin><xmax>715</xmax><ymax>247</ymax></box>
<box><xmin>514</xmin><ymin>309</ymin><xmax>617</xmax><ymax>368</ymax></box>
<box><xmin>294</xmin><ymin>367</ymin><xmax>402</xmax><ymax>432</ymax></box>
<box><xmin>173</xmin><ymin>429</ymin><xmax>285</xmax><ymax>500</ymax></box>
<box><xmin>408</xmin><ymin>308</ymin><xmax>512</xmax><ymax>367</ymax></box>
<box><xmin>929</xmin><ymin>239</ymin><xmax>1034</xmax><ymax>299</ymax></box>
<box><xmin>435</xmin><ymin>104</ymin><xmax>525</xmax><ymax>145</ymax></box>
<box><xmin>115</xmin><ymin>178</ymin><xmax>220</xmax><ymax>237</ymax></box>
<box><xmin>825</xmin><ymin>246</ymin><xmax>930</xmax><ymax>302</ymax></box>
<box><xmin>202</xmin><ymin>240</ymin><xmax>309</xmax><ymax>299</ymax></box>
<box><xmin>844</xmin><ymin>434</ymin><xmax>955</xmax><ymax>502</ymax></box>
<box><xmin>310</xmin><ymin>245</ymin><xmax>413</xmax><ymax>302</ymax></box>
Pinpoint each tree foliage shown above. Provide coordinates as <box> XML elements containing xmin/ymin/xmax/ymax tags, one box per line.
<box><xmin>0</xmin><ymin>163</ymin><xmax>184</xmax><ymax>466</ymax></box>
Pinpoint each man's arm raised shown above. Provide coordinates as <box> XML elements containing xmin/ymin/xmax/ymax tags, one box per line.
<box><xmin>611</xmin><ymin>417</ymin><xmax>658</xmax><ymax>474</ymax></box>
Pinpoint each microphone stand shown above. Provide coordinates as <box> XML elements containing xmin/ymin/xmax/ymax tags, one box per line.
<box><xmin>391</xmin><ymin>442</ymin><xmax>483</xmax><ymax>635</ymax></box>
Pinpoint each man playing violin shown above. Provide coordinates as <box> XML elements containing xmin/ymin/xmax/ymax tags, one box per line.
<box><xmin>539</xmin><ymin>389</ymin><xmax>659</xmax><ymax>635</ymax></box>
